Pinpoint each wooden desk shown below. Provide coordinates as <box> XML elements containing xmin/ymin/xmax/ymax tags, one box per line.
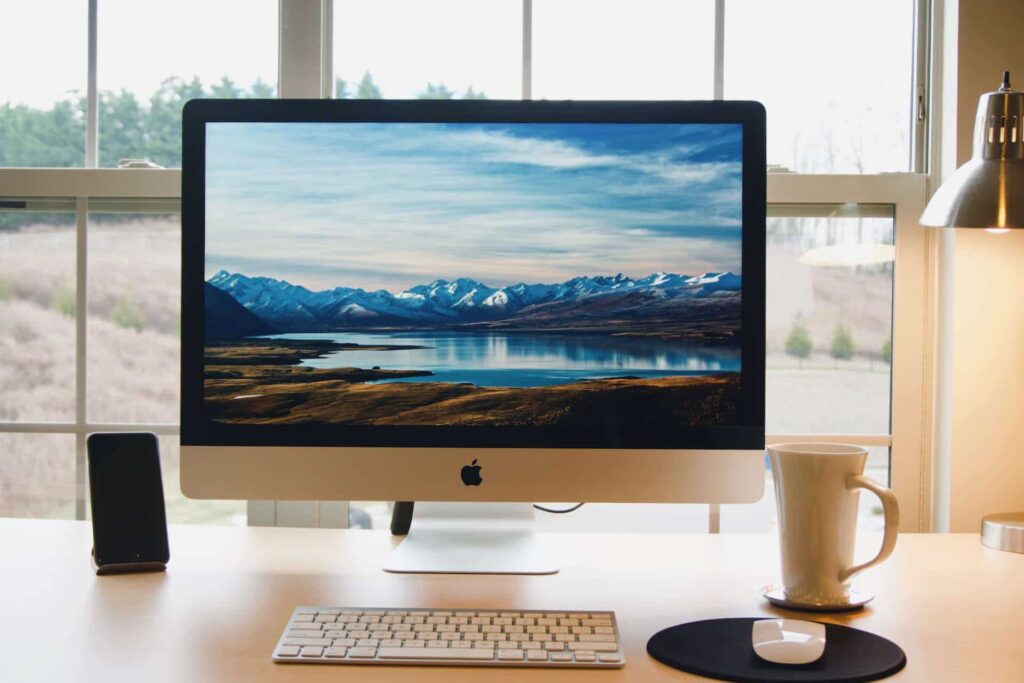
<box><xmin>1</xmin><ymin>519</ymin><xmax>1021</xmax><ymax>681</ymax></box>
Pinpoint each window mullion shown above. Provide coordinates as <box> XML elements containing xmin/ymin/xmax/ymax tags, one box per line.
<box><xmin>713</xmin><ymin>0</ymin><xmax>724</xmax><ymax>100</ymax></box>
<box><xmin>74</xmin><ymin>198</ymin><xmax>89</xmax><ymax>520</ymax></box>
<box><xmin>522</xmin><ymin>0</ymin><xmax>533</xmax><ymax>99</ymax></box>
<box><xmin>86</xmin><ymin>0</ymin><xmax>98</xmax><ymax>168</ymax></box>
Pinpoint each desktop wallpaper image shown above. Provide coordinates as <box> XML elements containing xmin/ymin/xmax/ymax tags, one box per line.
<box><xmin>202</xmin><ymin>121</ymin><xmax>745</xmax><ymax>437</ymax></box>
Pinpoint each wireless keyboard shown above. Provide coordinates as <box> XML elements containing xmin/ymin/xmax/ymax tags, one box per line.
<box><xmin>272</xmin><ymin>606</ymin><xmax>625</xmax><ymax>668</ymax></box>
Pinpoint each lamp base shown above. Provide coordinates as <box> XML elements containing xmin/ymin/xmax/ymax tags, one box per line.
<box><xmin>980</xmin><ymin>512</ymin><xmax>1024</xmax><ymax>553</ymax></box>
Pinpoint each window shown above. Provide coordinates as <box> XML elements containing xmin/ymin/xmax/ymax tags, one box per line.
<box><xmin>0</xmin><ymin>2</ymin><xmax>87</xmax><ymax>167</ymax></box>
<box><xmin>725</xmin><ymin>0</ymin><xmax>916</xmax><ymax>173</ymax></box>
<box><xmin>532</xmin><ymin>0</ymin><xmax>715</xmax><ymax>100</ymax></box>
<box><xmin>0</xmin><ymin>1</ymin><xmax>933</xmax><ymax>533</ymax></box>
<box><xmin>334</xmin><ymin>0</ymin><xmax>521</xmax><ymax>99</ymax></box>
<box><xmin>97</xmin><ymin>0</ymin><xmax>277</xmax><ymax>167</ymax></box>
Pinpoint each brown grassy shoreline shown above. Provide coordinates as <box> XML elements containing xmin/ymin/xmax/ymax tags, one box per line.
<box><xmin>204</xmin><ymin>339</ymin><xmax>740</xmax><ymax>428</ymax></box>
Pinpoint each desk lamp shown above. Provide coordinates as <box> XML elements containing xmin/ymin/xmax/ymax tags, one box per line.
<box><xmin>920</xmin><ymin>71</ymin><xmax>1024</xmax><ymax>552</ymax></box>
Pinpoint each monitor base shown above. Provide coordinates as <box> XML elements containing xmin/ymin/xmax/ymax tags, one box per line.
<box><xmin>382</xmin><ymin>502</ymin><xmax>559</xmax><ymax>575</ymax></box>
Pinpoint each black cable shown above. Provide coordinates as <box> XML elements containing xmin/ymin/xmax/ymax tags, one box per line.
<box><xmin>532</xmin><ymin>502</ymin><xmax>585</xmax><ymax>514</ymax></box>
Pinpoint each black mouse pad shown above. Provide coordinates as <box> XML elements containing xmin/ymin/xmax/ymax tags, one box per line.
<box><xmin>647</xmin><ymin>618</ymin><xmax>906</xmax><ymax>683</ymax></box>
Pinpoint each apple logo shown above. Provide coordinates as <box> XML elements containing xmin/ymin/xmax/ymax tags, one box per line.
<box><xmin>461</xmin><ymin>459</ymin><xmax>483</xmax><ymax>486</ymax></box>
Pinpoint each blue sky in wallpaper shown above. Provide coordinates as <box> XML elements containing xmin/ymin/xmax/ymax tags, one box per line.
<box><xmin>205</xmin><ymin>122</ymin><xmax>743</xmax><ymax>292</ymax></box>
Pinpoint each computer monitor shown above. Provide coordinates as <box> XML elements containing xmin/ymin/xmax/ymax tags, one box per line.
<box><xmin>180</xmin><ymin>99</ymin><xmax>766</xmax><ymax>572</ymax></box>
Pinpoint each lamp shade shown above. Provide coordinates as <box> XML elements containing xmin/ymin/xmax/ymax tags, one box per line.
<box><xmin>920</xmin><ymin>72</ymin><xmax>1024</xmax><ymax>229</ymax></box>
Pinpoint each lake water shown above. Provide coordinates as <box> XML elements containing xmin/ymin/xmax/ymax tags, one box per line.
<box><xmin>262</xmin><ymin>331</ymin><xmax>740</xmax><ymax>388</ymax></box>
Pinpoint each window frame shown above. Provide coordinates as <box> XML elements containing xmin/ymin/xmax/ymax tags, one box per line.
<box><xmin>0</xmin><ymin>0</ymin><xmax>937</xmax><ymax>532</ymax></box>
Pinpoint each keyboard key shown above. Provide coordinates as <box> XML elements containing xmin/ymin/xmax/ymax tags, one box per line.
<box><xmin>324</xmin><ymin>647</ymin><xmax>348</xmax><ymax>658</ymax></box>
<box><xmin>427</xmin><ymin>641</ymin><xmax>449</xmax><ymax>649</ymax></box>
<box><xmin>527</xmin><ymin>650</ymin><xmax>549</xmax><ymax>661</ymax></box>
<box><xmin>283</xmin><ymin>638</ymin><xmax>332</xmax><ymax>647</ymax></box>
<box><xmin>550</xmin><ymin>652</ymin><xmax>573</xmax><ymax>662</ymax></box>
<box><xmin>574</xmin><ymin>651</ymin><xmax>597</xmax><ymax>662</ymax></box>
<box><xmin>569</xmin><ymin>642</ymin><xmax>619</xmax><ymax>652</ymax></box>
<box><xmin>379</xmin><ymin>639</ymin><xmax>403</xmax><ymax>648</ymax></box>
<box><xmin>545</xmin><ymin>613</ymin><xmax>566</xmax><ymax>618</ymax></box>
<box><xmin>497</xmin><ymin>649</ymin><xmax>524</xmax><ymax>660</ymax></box>
<box><xmin>599</xmin><ymin>653</ymin><xmax>623</xmax><ymax>663</ymax></box>
<box><xmin>544</xmin><ymin>642</ymin><xmax>566</xmax><ymax>651</ymax></box>
<box><xmin>355</xmin><ymin>639</ymin><xmax>379</xmax><ymax>648</ymax></box>
<box><xmin>402</xmin><ymin>640</ymin><xmax>426</xmax><ymax>648</ymax></box>
<box><xmin>276</xmin><ymin>646</ymin><xmax>301</xmax><ymax>657</ymax></box>
<box><xmin>522</xmin><ymin>642</ymin><xmax>542</xmax><ymax>650</ymax></box>
<box><xmin>377</xmin><ymin>648</ymin><xmax>494</xmax><ymax>661</ymax></box>
<box><xmin>300</xmin><ymin>646</ymin><xmax>323</xmax><ymax>658</ymax></box>
<box><xmin>452</xmin><ymin>641</ymin><xmax>473</xmax><ymax>649</ymax></box>
<box><xmin>473</xmin><ymin>641</ymin><xmax>496</xmax><ymax>649</ymax></box>
<box><xmin>348</xmin><ymin>647</ymin><xmax>377</xmax><ymax>658</ymax></box>
<box><xmin>594</xmin><ymin>626</ymin><xmax>615</xmax><ymax>634</ymax></box>
<box><xmin>581</xmin><ymin>633</ymin><xmax>616</xmax><ymax>642</ymax></box>
<box><xmin>289</xmin><ymin>623</ymin><xmax>323</xmax><ymax>631</ymax></box>
<box><xmin>293</xmin><ymin>614</ymin><xmax>314</xmax><ymax>622</ymax></box>
<box><xmin>332</xmin><ymin>639</ymin><xmax>355</xmax><ymax>648</ymax></box>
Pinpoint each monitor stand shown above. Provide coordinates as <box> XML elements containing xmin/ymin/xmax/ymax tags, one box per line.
<box><xmin>382</xmin><ymin>502</ymin><xmax>559</xmax><ymax>575</ymax></box>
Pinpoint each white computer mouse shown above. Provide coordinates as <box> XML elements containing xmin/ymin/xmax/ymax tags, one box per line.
<box><xmin>751</xmin><ymin>619</ymin><xmax>826</xmax><ymax>665</ymax></box>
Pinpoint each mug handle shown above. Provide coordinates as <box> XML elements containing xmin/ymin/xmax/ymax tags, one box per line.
<box><xmin>839</xmin><ymin>474</ymin><xmax>900</xmax><ymax>583</ymax></box>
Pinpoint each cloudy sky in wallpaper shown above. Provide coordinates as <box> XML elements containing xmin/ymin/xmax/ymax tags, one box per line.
<box><xmin>205</xmin><ymin>121</ymin><xmax>743</xmax><ymax>292</ymax></box>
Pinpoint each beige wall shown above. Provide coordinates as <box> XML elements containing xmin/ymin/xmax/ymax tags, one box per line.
<box><xmin>949</xmin><ymin>0</ymin><xmax>1024</xmax><ymax>531</ymax></box>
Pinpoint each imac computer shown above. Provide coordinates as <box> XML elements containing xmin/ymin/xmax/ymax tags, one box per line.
<box><xmin>180</xmin><ymin>99</ymin><xmax>766</xmax><ymax>574</ymax></box>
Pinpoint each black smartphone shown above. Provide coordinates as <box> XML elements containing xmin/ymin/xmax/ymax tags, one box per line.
<box><xmin>87</xmin><ymin>432</ymin><xmax>170</xmax><ymax>574</ymax></box>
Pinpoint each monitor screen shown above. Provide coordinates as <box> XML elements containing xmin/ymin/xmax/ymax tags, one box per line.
<box><xmin>183</xmin><ymin>102</ymin><xmax>764</xmax><ymax>451</ymax></box>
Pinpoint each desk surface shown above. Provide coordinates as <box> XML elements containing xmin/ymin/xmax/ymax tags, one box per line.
<box><xmin>1</xmin><ymin>519</ymin><xmax>1021</xmax><ymax>682</ymax></box>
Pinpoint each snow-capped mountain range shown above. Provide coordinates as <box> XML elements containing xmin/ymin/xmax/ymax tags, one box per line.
<box><xmin>207</xmin><ymin>269</ymin><xmax>741</xmax><ymax>330</ymax></box>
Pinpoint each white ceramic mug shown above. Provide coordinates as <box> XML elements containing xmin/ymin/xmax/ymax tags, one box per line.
<box><xmin>768</xmin><ymin>443</ymin><xmax>899</xmax><ymax>606</ymax></box>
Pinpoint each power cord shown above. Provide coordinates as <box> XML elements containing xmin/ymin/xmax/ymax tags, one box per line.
<box><xmin>532</xmin><ymin>502</ymin><xmax>585</xmax><ymax>514</ymax></box>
